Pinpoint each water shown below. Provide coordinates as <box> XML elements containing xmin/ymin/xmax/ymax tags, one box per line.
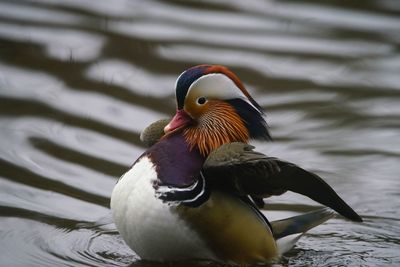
<box><xmin>0</xmin><ymin>0</ymin><xmax>399</xmax><ymax>266</ymax></box>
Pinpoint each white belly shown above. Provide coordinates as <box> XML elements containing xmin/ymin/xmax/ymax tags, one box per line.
<box><xmin>110</xmin><ymin>156</ymin><xmax>216</xmax><ymax>261</ymax></box>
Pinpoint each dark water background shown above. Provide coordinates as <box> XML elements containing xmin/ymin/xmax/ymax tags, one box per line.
<box><xmin>1</xmin><ymin>0</ymin><xmax>400</xmax><ymax>266</ymax></box>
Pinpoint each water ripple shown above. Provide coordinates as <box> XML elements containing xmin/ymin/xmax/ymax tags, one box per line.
<box><xmin>0</xmin><ymin>0</ymin><xmax>399</xmax><ymax>266</ymax></box>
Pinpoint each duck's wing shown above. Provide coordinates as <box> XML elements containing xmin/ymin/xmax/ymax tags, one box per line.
<box><xmin>202</xmin><ymin>142</ymin><xmax>362</xmax><ymax>222</ymax></box>
<box><xmin>140</xmin><ymin>119</ymin><xmax>170</xmax><ymax>147</ymax></box>
<box><xmin>272</xmin><ymin>207</ymin><xmax>335</xmax><ymax>255</ymax></box>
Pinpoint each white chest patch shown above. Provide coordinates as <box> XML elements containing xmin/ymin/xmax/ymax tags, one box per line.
<box><xmin>110</xmin><ymin>156</ymin><xmax>216</xmax><ymax>261</ymax></box>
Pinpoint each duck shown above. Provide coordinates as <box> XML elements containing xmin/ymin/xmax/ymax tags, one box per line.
<box><xmin>110</xmin><ymin>64</ymin><xmax>362</xmax><ymax>265</ymax></box>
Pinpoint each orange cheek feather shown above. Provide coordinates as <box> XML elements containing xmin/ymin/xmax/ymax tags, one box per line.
<box><xmin>184</xmin><ymin>101</ymin><xmax>250</xmax><ymax>156</ymax></box>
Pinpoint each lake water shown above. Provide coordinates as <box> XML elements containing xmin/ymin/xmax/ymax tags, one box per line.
<box><xmin>0</xmin><ymin>0</ymin><xmax>399</xmax><ymax>266</ymax></box>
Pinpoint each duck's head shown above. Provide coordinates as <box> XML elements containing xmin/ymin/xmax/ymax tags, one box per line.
<box><xmin>164</xmin><ymin>65</ymin><xmax>271</xmax><ymax>156</ymax></box>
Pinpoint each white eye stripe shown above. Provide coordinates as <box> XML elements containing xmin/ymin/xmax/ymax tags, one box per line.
<box><xmin>188</xmin><ymin>73</ymin><xmax>242</xmax><ymax>99</ymax></box>
<box><xmin>187</xmin><ymin>73</ymin><xmax>261</xmax><ymax>113</ymax></box>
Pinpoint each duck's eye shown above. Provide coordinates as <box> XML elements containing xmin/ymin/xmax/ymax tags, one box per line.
<box><xmin>197</xmin><ymin>97</ymin><xmax>207</xmax><ymax>105</ymax></box>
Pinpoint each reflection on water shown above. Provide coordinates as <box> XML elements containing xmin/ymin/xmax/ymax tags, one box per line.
<box><xmin>0</xmin><ymin>0</ymin><xmax>399</xmax><ymax>266</ymax></box>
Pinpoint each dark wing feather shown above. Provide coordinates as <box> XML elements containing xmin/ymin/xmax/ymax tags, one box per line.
<box><xmin>203</xmin><ymin>142</ymin><xmax>362</xmax><ymax>222</ymax></box>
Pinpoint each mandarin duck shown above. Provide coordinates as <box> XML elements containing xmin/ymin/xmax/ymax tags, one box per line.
<box><xmin>110</xmin><ymin>65</ymin><xmax>362</xmax><ymax>265</ymax></box>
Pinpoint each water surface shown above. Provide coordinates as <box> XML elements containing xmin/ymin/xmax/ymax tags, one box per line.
<box><xmin>1</xmin><ymin>0</ymin><xmax>400</xmax><ymax>266</ymax></box>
